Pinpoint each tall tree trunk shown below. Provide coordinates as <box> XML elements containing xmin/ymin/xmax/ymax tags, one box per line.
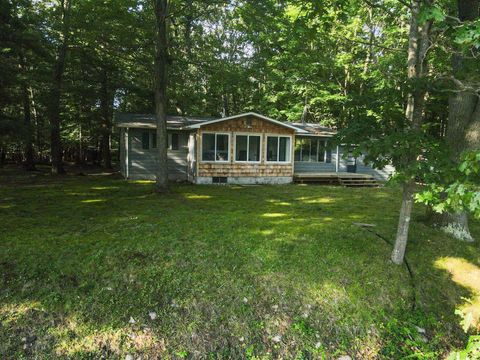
<box><xmin>19</xmin><ymin>55</ymin><xmax>36</xmax><ymax>171</ymax></box>
<box><xmin>427</xmin><ymin>0</ymin><xmax>479</xmax><ymax>242</ymax></box>
<box><xmin>391</xmin><ymin>0</ymin><xmax>432</xmax><ymax>265</ymax></box>
<box><xmin>100</xmin><ymin>68</ymin><xmax>112</xmax><ymax>169</ymax></box>
<box><xmin>22</xmin><ymin>82</ymin><xmax>35</xmax><ymax>171</ymax></box>
<box><xmin>49</xmin><ymin>0</ymin><xmax>71</xmax><ymax>175</ymax></box>
<box><xmin>154</xmin><ymin>0</ymin><xmax>169</xmax><ymax>192</ymax></box>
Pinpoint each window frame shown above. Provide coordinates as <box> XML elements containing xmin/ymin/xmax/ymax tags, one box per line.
<box><xmin>200</xmin><ymin>132</ymin><xmax>231</xmax><ymax>163</ymax></box>
<box><xmin>233</xmin><ymin>133</ymin><xmax>262</xmax><ymax>164</ymax></box>
<box><xmin>294</xmin><ymin>137</ymin><xmax>329</xmax><ymax>163</ymax></box>
<box><xmin>265</xmin><ymin>135</ymin><xmax>292</xmax><ymax>164</ymax></box>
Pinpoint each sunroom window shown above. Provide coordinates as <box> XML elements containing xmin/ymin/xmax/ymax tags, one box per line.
<box><xmin>294</xmin><ymin>138</ymin><xmax>330</xmax><ymax>163</ymax></box>
<box><xmin>202</xmin><ymin>133</ymin><xmax>229</xmax><ymax>162</ymax></box>
<box><xmin>235</xmin><ymin>135</ymin><xmax>261</xmax><ymax>162</ymax></box>
<box><xmin>266</xmin><ymin>136</ymin><xmax>291</xmax><ymax>162</ymax></box>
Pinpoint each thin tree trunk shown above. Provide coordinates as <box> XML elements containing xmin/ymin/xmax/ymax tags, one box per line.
<box><xmin>49</xmin><ymin>0</ymin><xmax>71</xmax><ymax>175</ymax></box>
<box><xmin>100</xmin><ymin>68</ymin><xmax>112</xmax><ymax>169</ymax></box>
<box><xmin>19</xmin><ymin>58</ymin><xmax>36</xmax><ymax>171</ymax></box>
<box><xmin>428</xmin><ymin>0</ymin><xmax>479</xmax><ymax>241</ymax></box>
<box><xmin>391</xmin><ymin>0</ymin><xmax>432</xmax><ymax>265</ymax></box>
<box><xmin>154</xmin><ymin>0</ymin><xmax>169</xmax><ymax>192</ymax></box>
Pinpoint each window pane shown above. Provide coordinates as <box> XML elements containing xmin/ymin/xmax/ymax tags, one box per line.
<box><xmin>294</xmin><ymin>138</ymin><xmax>302</xmax><ymax>161</ymax></box>
<box><xmin>202</xmin><ymin>133</ymin><xmax>215</xmax><ymax>161</ymax></box>
<box><xmin>310</xmin><ymin>139</ymin><xmax>318</xmax><ymax>162</ymax></box>
<box><xmin>152</xmin><ymin>131</ymin><xmax>157</xmax><ymax>148</ymax></box>
<box><xmin>301</xmin><ymin>138</ymin><xmax>310</xmax><ymax>161</ymax></box>
<box><xmin>171</xmin><ymin>133</ymin><xmax>179</xmax><ymax>150</ymax></box>
<box><xmin>216</xmin><ymin>134</ymin><xmax>229</xmax><ymax>161</ymax></box>
<box><xmin>318</xmin><ymin>140</ymin><xmax>325</xmax><ymax>162</ymax></box>
<box><xmin>236</xmin><ymin>135</ymin><xmax>248</xmax><ymax>161</ymax></box>
<box><xmin>279</xmin><ymin>137</ymin><xmax>290</xmax><ymax>162</ymax></box>
<box><xmin>267</xmin><ymin>137</ymin><xmax>278</xmax><ymax>161</ymax></box>
<box><xmin>248</xmin><ymin>136</ymin><xmax>261</xmax><ymax>161</ymax></box>
<box><xmin>326</xmin><ymin>145</ymin><xmax>332</xmax><ymax>163</ymax></box>
<box><xmin>142</xmin><ymin>131</ymin><xmax>150</xmax><ymax>150</ymax></box>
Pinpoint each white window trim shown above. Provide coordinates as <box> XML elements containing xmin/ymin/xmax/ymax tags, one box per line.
<box><xmin>200</xmin><ymin>132</ymin><xmax>231</xmax><ymax>163</ymax></box>
<box><xmin>234</xmin><ymin>133</ymin><xmax>262</xmax><ymax>163</ymax></box>
<box><xmin>265</xmin><ymin>135</ymin><xmax>293</xmax><ymax>164</ymax></box>
<box><xmin>295</xmin><ymin>138</ymin><xmax>328</xmax><ymax>163</ymax></box>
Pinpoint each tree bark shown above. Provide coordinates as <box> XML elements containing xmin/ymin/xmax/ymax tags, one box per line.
<box><xmin>428</xmin><ymin>0</ymin><xmax>479</xmax><ymax>241</ymax></box>
<box><xmin>100</xmin><ymin>68</ymin><xmax>112</xmax><ymax>169</ymax></box>
<box><xmin>154</xmin><ymin>0</ymin><xmax>169</xmax><ymax>192</ymax></box>
<box><xmin>391</xmin><ymin>0</ymin><xmax>432</xmax><ymax>265</ymax></box>
<box><xmin>19</xmin><ymin>55</ymin><xmax>36</xmax><ymax>171</ymax></box>
<box><xmin>49</xmin><ymin>0</ymin><xmax>71</xmax><ymax>175</ymax></box>
<box><xmin>22</xmin><ymin>82</ymin><xmax>36</xmax><ymax>171</ymax></box>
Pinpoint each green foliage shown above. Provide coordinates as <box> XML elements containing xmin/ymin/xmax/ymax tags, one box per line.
<box><xmin>447</xmin><ymin>336</ymin><xmax>480</xmax><ymax>360</ymax></box>
<box><xmin>416</xmin><ymin>151</ymin><xmax>480</xmax><ymax>219</ymax></box>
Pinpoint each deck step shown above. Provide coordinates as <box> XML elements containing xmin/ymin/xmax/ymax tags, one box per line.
<box><xmin>294</xmin><ymin>173</ymin><xmax>382</xmax><ymax>187</ymax></box>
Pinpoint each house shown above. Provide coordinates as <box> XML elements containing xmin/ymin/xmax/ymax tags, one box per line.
<box><xmin>115</xmin><ymin>112</ymin><xmax>394</xmax><ymax>184</ymax></box>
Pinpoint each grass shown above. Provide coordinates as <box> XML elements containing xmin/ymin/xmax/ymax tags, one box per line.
<box><xmin>0</xmin><ymin>166</ymin><xmax>479</xmax><ymax>359</ymax></box>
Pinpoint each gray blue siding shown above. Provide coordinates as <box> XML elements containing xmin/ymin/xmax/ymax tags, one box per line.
<box><xmin>122</xmin><ymin>128</ymin><xmax>190</xmax><ymax>181</ymax></box>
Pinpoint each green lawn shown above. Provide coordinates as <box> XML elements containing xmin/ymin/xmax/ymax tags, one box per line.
<box><xmin>1</xmin><ymin>167</ymin><xmax>479</xmax><ymax>359</ymax></box>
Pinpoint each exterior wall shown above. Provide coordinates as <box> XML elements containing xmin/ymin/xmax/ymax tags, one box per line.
<box><xmin>125</xmin><ymin>128</ymin><xmax>190</xmax><ymax>181</ymax></box>
<box><xmin>119</xmin><ymin>128</ymin><xmax>126</xmax><ymax>177</ymax></box>
<box><xmin>196</xmin><ymin>116</ymin><xmax>295</xmax><ymax>184</ymax></box>
<box><xmin>356</xmin><ymin>155</ymin><xmax>395</xmax><ymax>181</ymax></box>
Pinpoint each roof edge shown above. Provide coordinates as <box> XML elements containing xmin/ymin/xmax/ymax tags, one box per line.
<box><xmin>185</xmin><ymin>112</ymin><xmax>308</xmax><ymax>133</ymax></box>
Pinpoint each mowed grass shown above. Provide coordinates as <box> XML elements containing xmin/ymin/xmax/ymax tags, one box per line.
<box><xmin>0</xmin><ymin>168</ymin><xmax>479</xmax><ymax>359</ymax></box>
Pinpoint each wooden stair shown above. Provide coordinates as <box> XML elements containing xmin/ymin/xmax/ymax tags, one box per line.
<box><xmin>293</xmin><ymin>172</ymin><xmax>381</xmax><ymax>187</ymax></box>
<box><xmin>338</xmin><ymin>175</ymin><xmax>380</xmax><ymax>187</ymax></box>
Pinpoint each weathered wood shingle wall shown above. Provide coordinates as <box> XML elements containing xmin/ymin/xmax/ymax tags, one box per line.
<box><xmin>196</xmin><ymin>116</ymin><xmax>295</xmax><ymax>181</ymax></box>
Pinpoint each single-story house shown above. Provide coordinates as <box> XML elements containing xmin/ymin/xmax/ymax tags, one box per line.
<box><xmin>115</xmin><ymin>112</ymin><xmax>394</xmax><ymax>184</ymax></box>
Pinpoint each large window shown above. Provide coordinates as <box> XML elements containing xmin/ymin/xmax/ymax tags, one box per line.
<box><xmin>295</xmin><ymin>138</ymin><xmax>331</xmax><ymax>163</ymax></box>
<box><xmin>266</xmin><ymin>136</ymin><xmax>291</xmax><ymax>162</ymax></box>
<box><xmin>235</xmin><ymin>134</ymin><xmax>261</xmax><ymax>162</ymax></box>
<box><xmin>202</xmin><ymin>133</ymin><xmax>229</xmax><ymax>162</ymax></box>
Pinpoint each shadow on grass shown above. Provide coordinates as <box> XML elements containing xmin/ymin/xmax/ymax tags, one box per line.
<box><xmin>0</xmin><ymin>172</ymin><xmax>479</xmax><ymax>358</ymax></box>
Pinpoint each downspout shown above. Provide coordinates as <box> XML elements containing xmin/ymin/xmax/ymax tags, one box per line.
<box><xmin>125</xmin><ymin>127</ymin><xmax>129</xmax><ymax>179</ymax></box>
<box><xmin>335</xmin><ymin>145</ymin><xmax>339</xmax><ymax>173</ymax></box>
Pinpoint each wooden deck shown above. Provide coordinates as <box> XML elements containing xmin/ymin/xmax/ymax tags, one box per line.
<box><xmin>293</xmin><ymin>172</ymin><xmax>380</xmax><ymax>187</ymax></box>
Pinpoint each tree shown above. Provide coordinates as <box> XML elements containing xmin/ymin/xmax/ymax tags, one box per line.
<box><xmin>154</xmin><ymin>0</ymin><xmax>169</xmax><ymax>192</ymax></box>
<box><xmin>49</xmin><ymin>0</ymin><xmax>72</xmax><ymax>174</ymax></box>
<box><xmin>426</xmin><ymin>0</ymin><xmax>479</xmax><ymax>242</ymax></box>
<box><xmin>391</xmin><ymin>0</ymin><xmax>433</xmax><ymax>264</ymax></box>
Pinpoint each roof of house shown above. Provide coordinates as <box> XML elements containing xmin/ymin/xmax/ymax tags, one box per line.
<box><xmin>115</xmin><ymin>112</ymin><xmax>336</xmax><ymax>136</ymax></box>
<box><xmin>115</xmin><ymin>113</ymin><xmax>213</xmax><ymax>130</ymax></box>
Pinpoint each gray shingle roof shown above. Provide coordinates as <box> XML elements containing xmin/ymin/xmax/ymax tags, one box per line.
<box><xmin>115</xmin><ymin>113</ymin><xmax>214</xmax><ymax>130</ymax></box>
<box><xmin>115</xmin><ymin>113</ymin><xmax>336</xmax><ymax>136</ymax></box>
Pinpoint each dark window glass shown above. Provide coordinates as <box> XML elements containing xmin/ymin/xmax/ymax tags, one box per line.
<box><xmin>279</xmin><ymin>137</ymin><xmax>290</xmax><ymax>162</ymax></box>
<box><xmin>152</xmin><ymin>132</ymin><xmax>157</xmax><ymax>148</ymax></box>
<box><xmin>310</xmin><ymin>139</ymin><xmax>318</xmax><ymax>161</ymax></box>
<box><xmin>248</xmin><ymin>136</ymin><xmax>261</xmax><ymax>162</ymax></box>
<box><xmin>318</xmin><ymin>140</ymin><xmax>325</xmax><ymax>162</ymax></box>
<box><xmin>326</xmin><ymin>147</ymin><xmax>332</xmax><ymax>163</ymax></box>
<box><xmin>301</xmin><ymin>138</ymin><xmax>311</xmax><ymax>161</ymax></box>
<box><xmin>267</xmin><ymin>137</ymin><xmax>278</xmax><ymax>161</ymax></box>
<box><xmin>202</xmin><ymin>133</ymin><xmax>215</xmax><ymax>161</ymax></box>
<box><xmin>171</xmin><ymin>133</ymin><xmax>179</xmax><ymax>150</ymax></box>
<box><xmin>235</xmin><ymin>135</ymin><xmax>248</xmax><ymax>161</ymax></box>
<box><xmin>142</xmin><ymin>131</ymin><xmax>150</xmax><ymax>150</ymax></box>
<box><xmin>216</xmin><ymin>134</ymin><xmax>229</xmax><ymax>161</ymax></box>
